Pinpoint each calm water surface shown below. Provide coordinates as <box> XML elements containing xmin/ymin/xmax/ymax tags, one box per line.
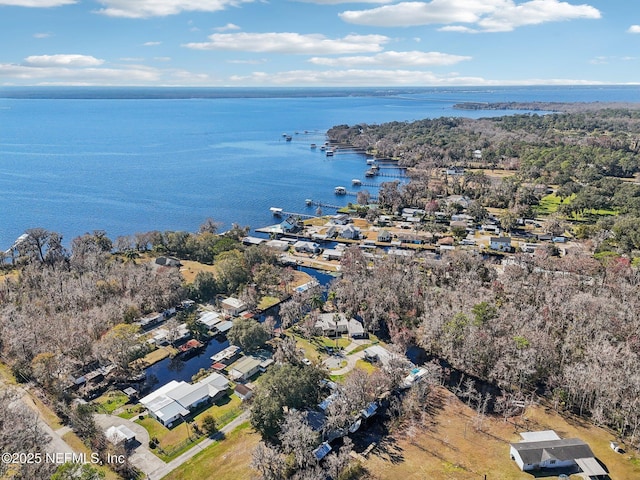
<box><xmin>1</xmin><ymin>86</ymin><xmax>639</xmax><ymax>248</ymax></box>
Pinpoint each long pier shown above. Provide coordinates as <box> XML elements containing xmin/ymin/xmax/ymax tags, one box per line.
<box><xmin>371</xmin><ymin>171</ymin><xmax>408</xmax><ymax>179</ymax></box>
<box><xmin>305</xmin><ymin>201</ymin><xmax>341</xmax><ymax>210</ymax></box>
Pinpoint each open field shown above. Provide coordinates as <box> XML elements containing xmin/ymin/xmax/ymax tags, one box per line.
<box><xmin>162</xmin><ymin>422</ymin><xmax>259</xmax><ymax>480</ymax></box>
<box><xmin>365</xmin><ymin>387</ymin><xmax>640</xmax><ymax>480</ymax></box>
<box><xmin>179</xmin><ymin>260</ymin><xmax>218</xmax><ymax>284</ymax></box>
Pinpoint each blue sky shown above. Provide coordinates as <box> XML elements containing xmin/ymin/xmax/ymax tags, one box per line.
<box><xmin>0</xmin><ymin>0</ymin><xmax>638</xmax><ymax>86</ymax></box>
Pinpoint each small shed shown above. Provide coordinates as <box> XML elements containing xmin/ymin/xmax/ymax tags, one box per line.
<box><xmin>234</xmin><ymin>384</ymin><xmax>254</xmax><ymax>402</ymax></box>
<box><xmin>105</xmin><ymin>425</ymin><xmax>136</xmax><ymax>447</ymax></box>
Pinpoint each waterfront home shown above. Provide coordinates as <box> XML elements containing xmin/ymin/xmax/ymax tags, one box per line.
<box><xmin>322</xmin><ymin>249</ymin><xmax>343</xmax><ymax>261</ymax></box>
<box><xmin>509</xmin><ymin>430</ymin><xmax>606</xmax><ymax>477</ymax></box>
<box><xmin>264</xmin><ymin>239</ymin><xmax>289</xmax><ymax>251</ymax></box>
<box><xmin>377</xmin><ymin>230</ymin><xmax>392</xmax><ymax>242</ymax></box>
<box><xmin>340</xmin><ymin>224</ymin><xmax>360</xmax><ymax>240</ymax></box>
<box><xmin>315</xmin><ymin>313</ymin><xmax>365</xmax><ymax>338</ymax></box>
<box><xmin>197</xmin><ymin>311</ymin><xmax>223</xmax><ymax>330</ymax></box>
<box><xmin>330</xmin><ymin>214</ymin><xmax>350</xmax><ymax>225</ymax></box>
<box><xmin>294</xmin><ymin>241</ymin><xmax>321</xmax><ymax>254</ymax></box>
<box><xmin>221</xmin><ymin>297</ymin><xmax>247</xmax><ymax>317</ymax></box>
<box><xmin>139</xmin><ymin>372</ymin><xmax>229</xmax><ymax>427</ymax></box>
<box><xmin>229</xmin><ymin>355</ymin><xmax>263</xmax><ymax>382</ymax></box>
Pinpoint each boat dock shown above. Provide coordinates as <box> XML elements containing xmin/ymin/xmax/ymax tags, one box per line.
<box><xmin>304</xmin><ymin>201</ymin><xmax>341</xmax><ymax>210</ymax></box>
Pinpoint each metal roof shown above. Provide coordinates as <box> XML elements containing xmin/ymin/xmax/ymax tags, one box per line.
<box><xmin>511</xmin><ymin>438</ymin><xmax>595</xmax><ymax>465</ymax></box>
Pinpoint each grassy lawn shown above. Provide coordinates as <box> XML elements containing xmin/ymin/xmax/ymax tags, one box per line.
<box><xmin>258</xmin><ymin>295</ymin><xmax>280</xmax><ymax>311</ymax></box>
<box><xmin>118</xmin><ymin>404</ymin><xmax>145</xmax><ymax>420</ymax></box>
<box><xmin>136</xmin><ymin>415</ymin><xmax>205</xmax><ymax>461</ymax></box>
<box><xmin>132</xmin><ymin>345</ymin><xmax>175</xmax><ymax>368</ymax></box>
<box><xmin>535</xmin><ymin>193</ymin><xmax>572</xmax><ymax>215</ymax></box>
<box><xmin>179</xmin><ymin>260</ymin><xmax>218</xmax><ymax>284</ymax></box>
<box><xmin>355</xmin><ymin>359</ymin><xmax>378</xmax><ymax>374</ymax></box>
<box><xmin>194</xmin><ymin>395</ymin><xmax>243</xmax><ymax>430</ymax></box>
<box><xmin>92</xmin><ymin>390</ymin><xmax>129</xmax><ymax>414</ymax></box>
<box><xmin>162</xmin><ymin>422</ymin><xmax>259</xmax><ymax>480</ymax></box>
<box><xmin>365</xmin><ymin>387</ymin><xmax>640</xmax><ymax>480</ymax></box>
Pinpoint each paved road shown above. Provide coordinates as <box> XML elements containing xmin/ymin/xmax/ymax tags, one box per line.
<box><xmin>2</xmin><ymin>379</ymin><xmax>76</xmax><ymax>457</ymax></box>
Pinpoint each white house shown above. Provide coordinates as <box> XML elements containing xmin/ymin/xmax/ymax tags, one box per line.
<box><xmin>510</xmin><ymin>431</ymin><xmax>607</xmax><ymax>477</ymax></box>
<box><xmin>139</xmin><ymin>373</ymin><xmax>229</xmax><ymax>427</ymax></box>
<box><xmin>340</xmin><ymin>224</ymin><xmax>360</xmax><ymax>240</ymax></box>
<box><xmin>105</xmin><ymin>425</ymin><xmax>136</xmax><ymax>447</ymax></box>
<box><xmin>294</xmin><ymin>241</ymin><xmax>321</xmax><ymax>254</ymax></box>
<box><xmin>221</xmin><ymin>297</ymin><xmax>247</xmax><ymax>316</ymax></box>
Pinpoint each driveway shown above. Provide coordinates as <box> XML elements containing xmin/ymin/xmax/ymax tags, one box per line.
<box><xmin>94</xmin><ymin>413</ymin><xmax>166</xmax><ymax>476</ymax></box>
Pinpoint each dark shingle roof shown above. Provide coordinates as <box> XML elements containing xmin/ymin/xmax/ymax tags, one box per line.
<box><xmin>511</xmin><ymin>438</ymin><xmax>595</xmax><ymax>465</ymax></box>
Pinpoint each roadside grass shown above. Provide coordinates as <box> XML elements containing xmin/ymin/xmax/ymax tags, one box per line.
<box><xmin>92</xmin><ymin>390</ymin><xmax>129</xmax><ymax>414</ymax></box>
<box><xmin>135</xmin><ymin>416</ymin><xmax>200</xmax><ymax>462</ymax></box>
<box><xmin>161</xmin><ymin>422</ymin><xmax>259</xmax><ymax>480</ymax></box>
<box><xmin>0</xmin><ymin>361</ymin><xmax>17</xmax><ymax>385</ymax></box>
<box><xmin>31</xmin><ymin>394</ymin><xmax>64</xmax><ymax>430</ymax></box>
<box><xmin>364</xmin><ymin>387</ymin><xmax>640</xmax><ymax>480</ymax></box>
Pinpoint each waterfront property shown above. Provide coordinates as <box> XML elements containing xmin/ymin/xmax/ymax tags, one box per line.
<box><xmin>139</xmin><ymin>372</ymin><xmax>229</xmax><ymax>427</ymax></box>
<box><xmin>221</xmin><ymin>297</ymin><xmax>247</xmax><ymax>317</ymax></box>
<box><xmin>314</xmin><ymin>313</ymin><xmax>366</xmax><ymax>338</ymax></box>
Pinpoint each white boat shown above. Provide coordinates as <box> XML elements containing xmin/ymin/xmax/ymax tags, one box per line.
<box><xmin>367</xmin><ymin>158</ymin><xmax>376</xmax><ymax>165</ymax></box>
<box><xmin>270</xmin><ymin>207</ymin><xmax>283</xmax><ymax>217</ymax></box>
<box><xmin>334</xmin><ymin>186</ymin><xmax>347</xmax><ymax>195</ymax></box>
<box><xmin>352</xmin><ymin>179</ymin><xmax>362</xmax><ymax>186</ymax></box>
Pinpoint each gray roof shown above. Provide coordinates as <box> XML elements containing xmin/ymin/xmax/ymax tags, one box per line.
<box><xmin>511</xmin><ymin>438</ymin><xmax>595</xmax><ymax>465</ymax></box>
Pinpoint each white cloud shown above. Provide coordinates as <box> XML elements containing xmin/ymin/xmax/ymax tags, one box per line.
<box><xmin>33</xmin><ymin>32</ymin><xmax>52</xmax><ymax>38</ymax></box>
<box><xmin>227</xmin><ymin>58</ymin><xmax>268</xmax><ymax>64</ymax></box>
<box><xmin>294</xmin><ymin>0</ymin><xmax>393</xmax><ymax>3</ymax></box>
<box><xmin>340</xmin><ymin>0</ymin><xmax>600</xmax><ymax>32</ymax></box>
<box><xmin>24</xmin><ymin>54</ymin><xmax>105</xmax><ymax>67</ymax></box>
<box><xmin>0</xmin><ymin>0</ymin><xmax>75</xmax><ymax>6</ymax></box>
<box><xmin>229</xmin><ymin>68</ymin><xmax>610</xmax><ymax>86</ymax></box>
<box><xmin>0</xmin><ymin>63</ymin><xmax>160</xmax><ymax>85</ymax></box>
<box><xmin>215</xmin><ymin>23</ymin><xmax>241</xmax><ymax>32</ymax></box>
<box><xmin>95</xmin><ymin>0</ymin><xmax>254</xmax><ymax>18</ymax></box>
<box><xmin>154</xmin><ymin>57</ymin><xmax>172</xmax><ymax>62</ymax></box>
<box><xmin>143</xmin><ymin>41</ymin><xmax>162</xmax><ymax>46</ymax></box>
<box><xmin>628</xmin><ymin>25</ymin><xmax>640</xmax><ymax>34</ymax></box>
<box><xmin>308</xmin><ymin>50</ymin><xmax>471</xmax><ymax>67</ymax></box>
<box><xmin>184</xmin><ymin>32</ymin><xmax>388</xmax><ymax>54</ymax></box>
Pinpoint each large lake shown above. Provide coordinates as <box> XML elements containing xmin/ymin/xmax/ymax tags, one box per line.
<box><xmin>1</xmin><ymin>85</ymin><xmax>639</xmax><ymax>249</ymax></box>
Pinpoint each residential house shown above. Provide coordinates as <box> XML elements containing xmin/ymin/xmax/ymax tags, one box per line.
<box><xmin>490</xmin><ymin>237</ymin><xmax>512</xmax><ymax>252</ymax></box>
<box><xmin>105</xmin><ymin>425</ymin><xmax>136</xmax><ymax>447</ymax></box>
<box><xmin>314</xmin><ymin>313</ymin><xmax>365</xmax><ymax>338</ymax></box>
<box><xmin>294</xmin><ymin>241</ymin><xmax>321</xmax><ymax>254</ymax></box>
<box><xmin>340</xmin><ymin>224</ymin><xmax>360</xmax><ymax>240</ymax></box>
<box><xmin>229</xmin><ymin>355</ymin><xmax>263</xmax><ymax>382</ymax></box>
<box><xmin>264</xmin><ymin>239</ymin><xmax>289</xmax><ymax>251</ymax></box>
<box><xmin>155</xmin><ymin>256</ymin><xmax>181</xmax><ymax>268</ymax></box>
<box><xmin>510</xmin><ymin>430</ymin><xmax>607</xmax><ymax>477</ymax></box>
<box><xmin>139</xmin><ymin>373</ymin><xmax>229</xmax><ymax>427</ymax></box>
<box><xmin>221</xmin><ymin>297</ymin><xmax>247</xmax><ymax>316</ymax></box>
<box><xmin>377</xmin><ymin>229</ymin><xmax>392</xmax><ymax>242</ymax></box>
<box><xmin>322</xmin><ymin>249</ymin><xmax>343</xmax><ymax>261</ymax></box>
<box><xmin>234</xmin><ymin>384</ymin><xmax>254</xmax><ymax>402</ymax></box>
<box><xmin>330</xmin><ymin>214</ymin><xmax>350</xmax><ymax>225</ymax></box>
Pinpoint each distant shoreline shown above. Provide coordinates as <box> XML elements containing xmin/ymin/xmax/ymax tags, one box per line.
<box><xmin>454</xmin><ymin>100</ymin><xmax>640</xmax><ymax>112</ymax></box>
<box><xmin>2</xmin><ymin>85</ymin><xmax>640</xmax><ymax>100</ymax></box>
